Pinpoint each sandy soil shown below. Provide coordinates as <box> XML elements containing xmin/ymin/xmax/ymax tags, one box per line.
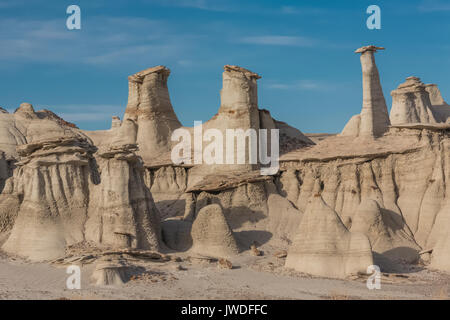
<box><xmin>1</xmin><ymin>247</ymin><xmax>449</xmax><ymax>300</ymax></box>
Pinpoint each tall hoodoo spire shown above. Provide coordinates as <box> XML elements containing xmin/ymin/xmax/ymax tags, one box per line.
<box><xmin>199</xmin><ymin>65</ymin><xmax>262</xmax><ymax>174</ymax></box>
<box><xmin>355</xmin><ymin>45</ymin><xmax>390</xmax><ymax>137</ymax></box>
<box><xmin>124</xmin><ymin>66</ymin><xmax>181</xmax><ymax>160</ymax></box>
<box><xmin>220</xmin><ymin>65</ymin><xmax>261</xmax><ymax>114</ymax></box>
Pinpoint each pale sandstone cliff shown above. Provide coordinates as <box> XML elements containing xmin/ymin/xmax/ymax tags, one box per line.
<box><xmin>426</xmin><ymin>84</ymin><xmax>450</xmax><ymax>123</ymax></box>
<box><xmin>390</xmin><ymin>77</ymin><xmax>437</xmax><ymax>125</ymax></box>
<box><xmin>285</xmin><ymin>196</ymin><xmax>373</xmax><ymax>279</ymax></box>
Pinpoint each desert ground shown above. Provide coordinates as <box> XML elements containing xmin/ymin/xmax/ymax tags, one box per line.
<box><xmin>1</xmin><ymin>243</ymin><xmax>450</xmax><ymax>300</ymax></box>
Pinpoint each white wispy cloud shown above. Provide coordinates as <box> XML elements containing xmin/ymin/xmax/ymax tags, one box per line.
<box><xmin>418</xmin><ymin>0</ymin><xmax>450</xmax><ymax>12</ymax></box>
<box><xmin>51</xmin><ymin>104</ymin><xmax>125</xmax><ymax>122</ymax></box>
<box><xmin>0</xmin><ymin>0</ymin><xmax>24</xmax><ymax>8</ymax></box>
<box><xmin>238</xmin><ymin>35</ymin><xmax>317</xmax><ymax>47</ymax></box>
<box><xmin>280</xmin><ymin>6</ymin><xmax>325</xmax><ymax>15</ymax></box>
<box><xmin>266</xmin><ymin>80</ymin><xmax>326</xmax><ymax>91</ymax></box>
<box><xmin>144</xmin><ymin>0</ymin><xmax>232</xmax><ymax>12</ymax></box>
<box><xmin>0</xmin><ymin>17</ymin><xmax>192</xmax><ymax>66</ymax></box>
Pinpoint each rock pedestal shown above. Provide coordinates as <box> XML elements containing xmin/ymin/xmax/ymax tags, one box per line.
<box><xmin>341</xmin><ymin>46</ymin><xmax>390</xmax><ymax>138</ymax></box>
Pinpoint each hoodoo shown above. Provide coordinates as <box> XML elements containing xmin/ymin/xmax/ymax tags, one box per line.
<box><xmin>2</xmin><ymin>127</ymin><xmax>95</xmax><ymax>261</ymax></box>
<box><xmin>124</xmin><ymin>66</ymin><xmax>181</xmax><ymax>162</ymax></box>
<box><xmin>85</xmin><ymin>119</ymin><xmax>161</xmax><ymax>251</ymax></box>
<box><xmin>218</xmin><ymin>65</ymin><xmax>261</xmax><ymax>129</ymax></box>
<box><xmin>202</xmin><ymin>65</ymin><xmax>262</xmax><ymax>174</ymax></box>
<box><xmin>341</xmin><ymin>46</ymin><xmax>390</xmax><ymax>138</ymax></box>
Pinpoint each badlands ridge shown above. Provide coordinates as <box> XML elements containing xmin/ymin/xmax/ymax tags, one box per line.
<box><xmin>1</xmin><ymin>45</ymin><xmax>450</xmax><ymax>283</ymax></box>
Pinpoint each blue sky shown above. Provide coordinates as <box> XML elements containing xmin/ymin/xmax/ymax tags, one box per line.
<box><xmin>1</xmin><ymin>0</ymin><xmax>449</xmax><ymax>133</ymax></box>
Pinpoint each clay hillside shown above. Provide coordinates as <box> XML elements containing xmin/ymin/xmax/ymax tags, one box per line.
<box><xmin>1</xmin><ymin>45</ymin><xmax>450</xmax><ymax>283</ymax></box>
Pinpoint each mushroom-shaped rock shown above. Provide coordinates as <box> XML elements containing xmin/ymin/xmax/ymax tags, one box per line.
<box><xmin>285</xmin><ymin>196</ymin><xmax>373</xmax><ymax>279</ymax></box>
<box><xmin>190</xmin><ymin>204</ymin><xmax>239</xmax><ymax>258</ymax></box>
<box><xmin>2</xmin><ymin>137</ymin><xmax>95</xmax><ymax>261</ymax></box>
<box><xmin>85</xmin><ymin>141</ymin><xmax>161</xmax><ymax>251</ymax></box>
<box><xmin>341</xmin><ymin>46</ymin><xmax>390</xmax><ymax>138</ymax></box>
<box><xmin>357</xmin><ymin>45</ymin><xmax>390</xmax><ymax>137</ymax></box>
<box><xmin>85</xmin><ymin>115</ymin><xmax>161</xmax><ymax>251</ymax></box>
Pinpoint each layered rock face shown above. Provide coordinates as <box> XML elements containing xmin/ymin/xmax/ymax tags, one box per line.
<box><xmin>0</xmin><ymin>104</ymin><xmax>162</xmax><ymax>260</ymax></box>
<box><xmin>145</xmin><ymin>65</ymin><xmax>313</xmax><ymax>220</ymax></box>
<box><xmin>2</xmin><ymin>136</ymin><xmax>94</xmax><ymax>261</ymax></box>
<box><xmin>279</xmin><ymin>126</ymin><xmax>450</xmax><ymax>257</ymax></box>
<box><xmin>430</xmin><ymin>199</ymin><xmax>450</xmax><ymax>270</ymax></box>
<box><xmin>124</xmin><ymin>66</ymin><xmax>181</xmax><ymax>161</ymax></box>
<box><xmin>350</xmin><ymin>199</ymin><xmax>420</xmax><ymax>262</ymax></box>
<box><xmin>199</xmin><ymin>65</ymin><xmax>262</xmax><ymax>174</ymax></box>
<box><xmin>0</xmin><ymin>104</ymin><xmax>31</xmax><ymax>157</ymax></box>
<box><xmin>0</xmin><ymin>103</ymin><xmax>80</xmax><ymax>158</ymax></box>
<box><xmin>426</xmin><ymin>84</ymin><xmax>450</xmax><ymax>123</ymax></box>
<box><xmin>285</xmin><ymin>196</ymin><xmax>373</xmax><ymax>278</ymax></box>
<box><xmin>182</xmin><ymin>178</ymin><xmax>303</xmax><ymax>247</ymax></box>
<box><xmin>426</xmin><ymin>84</ymin><xmax>447</xmax><ymax>106</ymax></box>
<box><xmin>341</xmin><ymin>46</ymin><xmax>390</xmax><ymax>138</ymax></box>
<box><xmin>85</xmin><ymin>119</ymin><xmax>161</xmax><ymax>251</ymax></box>
<box><xmin>390</xmin><ymin>77</ymin><xmax>437</xmax><ymax>125</ymax></box>
<box><xmin>0</xmin><ymin>104</ymin><xmax>84</xmax><ymax>242</ymax></box>
<box><xmin>186</xmin><ymin>65</ymin><xmax>313</xmax><ymax>184</ymax></box>
<box><xmin>0</xmin><ymin>152</ymin><xmax>8</xmax><ymax>192</ymax></box>
<box><xmin>0</xmin><ymin>163</ymin><xmax>18</xmax><ymax>236</ymax></box>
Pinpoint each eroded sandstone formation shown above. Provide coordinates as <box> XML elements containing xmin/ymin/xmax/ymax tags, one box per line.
<box><xmin>186</xmin><ymin>65</ymin><xmax>313</xmax><ymax>185</ymax></box>
<box><xmin>85</xmin><ymin>119</ymin><xmax>161</xmax><ymax>251</ymax></box>
<box><xmin>341</xmin><ymin>46</ymin><xmax>390</xmax><ymax>138</ymax></box>
<box><xmin>124</xmin><ymin>66</ymin><xmax>181</xmax><ymax>161</ymax></box>
<box><xmin>426</xmin><ymin>84</ymin><xmax>450</xmax><ymax>123</ymax></box>
<box><xmin>350</xmin><ymin>199</ymin><xmax>419</xmax><ymax>263</ymax></box>
<box><xmin>285</xmin><ymin>196</ymin><xmax>373</xmax><ymax>278</ymax></box>
<box><xmin>0</xmin><ymin>106</ymin><xmax>162</xmax><ymax>261</ymax></box>
<box><xmin>1</xmin><ymin>51</ymin><xmax>450</xmax><ymax>280</ymax></box>
<box><xmin>390</xmin><ymin>77</ymin><xmax>437</xmax><ymax>125</ymax></box>
<box><xmin>190</xmin><ymin>204</ymin><xmax>239</xmax><ymax>258</ymax></box>
<box><xmin>2</xmin><ymin>136</ymin><xmax>94</xmax><ymax>261</ymax></box>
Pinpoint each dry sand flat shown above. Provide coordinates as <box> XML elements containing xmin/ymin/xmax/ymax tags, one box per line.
<box><xmin>1</xmin><ymin>44</ymin><xmax>450</xmax><ymax>299</ymax></box>
<box><xmin>0</xmin><ymin>250</ymin><xmax>449</xmax><ymax>300</ymax></box>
